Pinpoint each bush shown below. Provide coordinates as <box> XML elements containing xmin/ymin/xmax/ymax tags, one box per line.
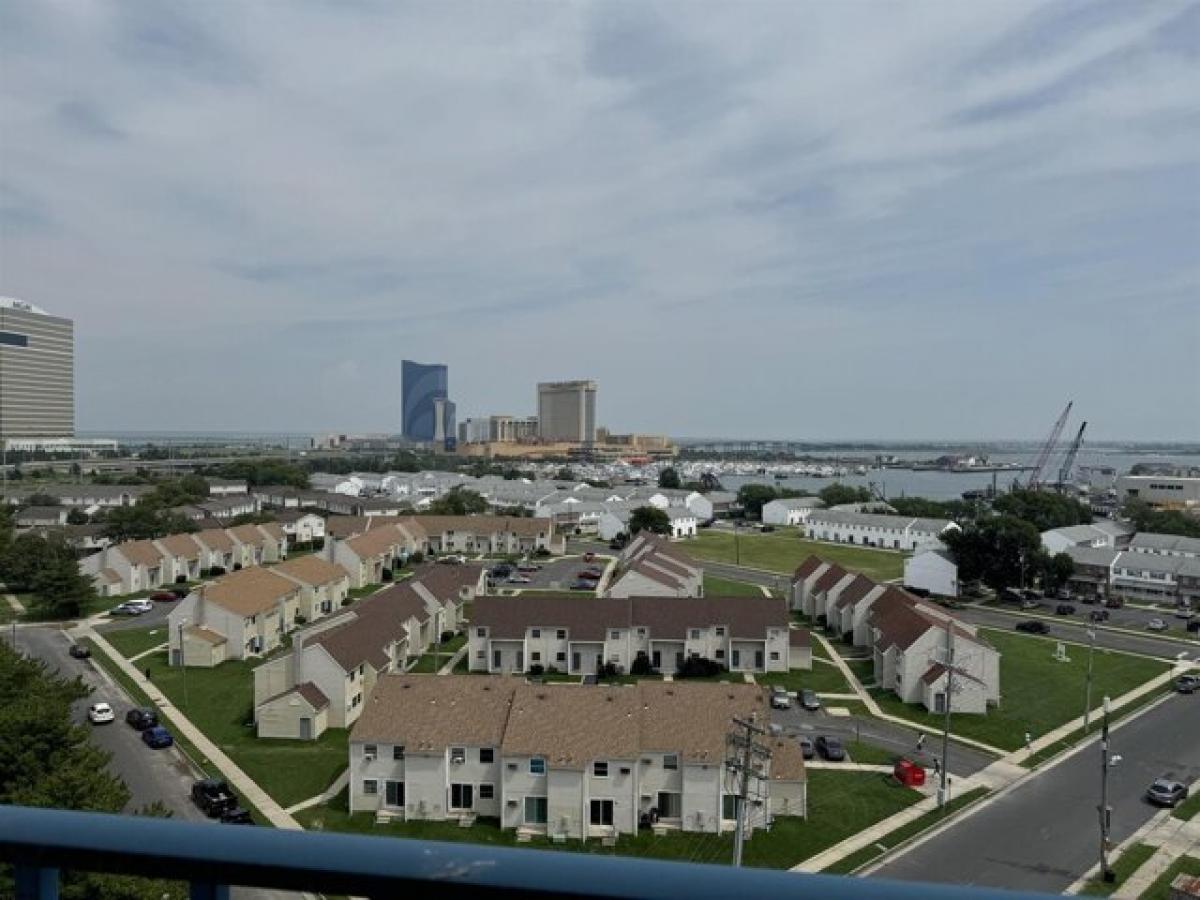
<box><xmin>630</xmin><ymin>654</ymin><xmax>657</xmax><ymax>677</ymax></box>
<box><xmin>175</xmin><ymin>575</ymin><xmax>186</xmax><ymax>584</ymax></box>
<box><xmin>410</xmin><ymin>551</ymin><xmax>425</xmax><ymax>565</ymax></box>
<box><xmin>209</xmin><ymin>566</ymin><xmax>226</xmax><ymax>576</ymax></box>
<box><xmin>598</xmin><ymin>662</ymin><xmax>621</xmax><ymax>680</ymax></box>
<box><xmin>676</xmin><ymin>656</ymin><xmax>725</xmax><ymax>678</ymax></box>
<box><xmin>528</xmin><ymin>664</ymin><xmax>545</xmax><ymax>677</ymax></box>
<box><xmin>295</xmin><ymin>615</ymin><xmax>308</xmax><ymax>625</ymax></box>
<box><xmin>440</xmin><ymin>630</ymin><xmax>455</xmax><ymax>645</ymax></box>
<box><xmin>381</xmin><ymin>568</ymin><xmax>393</xmax><ymax>582</ymax></box>
<box><xmin>233</xmin><ymin>563</ymin><xmax>242</xmax><ymax>571</ymax></box>
<box><xmin>534</xmin><ymin>547</ymin><xmax>551</xmax><ymax>558</ymax></box>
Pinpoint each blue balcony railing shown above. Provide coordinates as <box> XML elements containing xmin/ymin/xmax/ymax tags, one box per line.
<box><xmin>0</xmin><ymin>804</ymin><xmax>1055</xmax><ymax>900</ymax></box>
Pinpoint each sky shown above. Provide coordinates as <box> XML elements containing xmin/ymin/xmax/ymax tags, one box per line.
<box><xmin>1</xmin><ymin>1</ymin><xmax>1198</xmax><ymax>442</ymax></box>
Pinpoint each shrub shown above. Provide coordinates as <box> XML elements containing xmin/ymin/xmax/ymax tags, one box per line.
<box><xmin>295</xmin><ymin>615</ymin><xmax>308</xmax><ymax>625</ymax></box>
<box><xmin>676</xmin><ymin>656</ymin><xmax>724</xmax><ymax>678</ymax></box>
<box><xmin>233</xmin><ymin>563</ymin><xmax>242</xmax><ymax>571</ymax></box>
<box><xmin>598</xmin><ymin>662</ymin><xmax>621</xmax><ymax>680</ymax></box>
<box><xmin>209</xmin><ymin>566</ymin><xmax>226</xmax><ymax>576</ymax></box>
<box><xmin>381</xmin><ymin>568</ymin><xmax>393</xmax><ymax>582</ymax></box>
<box><xmin>410</xmin><ymin>551</ymin><xmax>425</xmax><ymax>565</ymax></box>
<box><xmin>528</xmin><ymin>664</ymin><xmax>545</xmax><ymax>677</ymax></box>
<box><xmin>630</xmin><ymin>655</ymin><xmax>656</xmax><ymax>677</ymax></box>
<box><xmin>174</xmin><ymin>575</ymin><xmax>186</xmax><ymax>584</ymax></box>
<box><xmin>534</xmin><ymin>547</ymin><xmax>551</xmax><ymax>558</ymax></box>
<box><xmin>440</xmin><ymin>630</ymin><xmax>455</xmax><ymax>645</ymax></box>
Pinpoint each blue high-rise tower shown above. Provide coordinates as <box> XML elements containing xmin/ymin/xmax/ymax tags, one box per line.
<box><xmin>401</xmin><ymin>360</ymin><xmax>450</xmax><ymax>443</ymax></box>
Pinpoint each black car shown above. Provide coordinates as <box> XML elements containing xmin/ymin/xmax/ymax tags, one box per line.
<box><xmin>1188</xmin><ymin>620</ymin><xmax>1200</xmax><ymax>634</ymax></box>
<box><xmin>489</xmin><ymin>565</ymin><xmax>512</xmax><ymax>578</ymax></box>
<box><xmin>1055</xmin><ymin>603</ymin><xmax>1076</xmax><ymax>616</ymax></box>
<box><xmin>1145</xmin><ymin>778</ymin><xmax>1187</xmax><ymax>808</ymax></box>
<box><xmin>1176</xmin><ymin>675</ymin><xmax>1200</xmax><ymax>695</ymax></box>
<box><xmin>220</xmin><ymin>807</ymin><xmax>253</xmax><ymax>825</ymax></box>
<box><xmin>125</xmin><ymin>708</ymin><xmax>159</xmax><ymax>731</ymax></box>
<box><xmin>798</xmin><ymin>736</ymin><xmax>814</xmax><ymax>760</ymax></box>
<box><xmin>192</xmin><ymin>779</ymin><xmax>237</xmax><ymax>817</ymax></box>
<box><xmin>800</xmin><ymin>689</ymin><xmax>821</xmax><ymax>711</ymax></box>
<box><xmin>815</xmin><ymin>736</ymin><xmax>845</xmax><ymax>761</ymax></box>
<box><xmin>68</xmin><ymin>644</ymin><xmax>91</xmax><ymax>659</ymax></box>
<box><xmin>1089</xmin><ymin>609</ymin><xmax>1111</xmax><ymax>623</ymax></box>
<box><xmin>1016</xmin><ymin>620</ymin><xmax>1049</xmax><ymax>635</ymax></box>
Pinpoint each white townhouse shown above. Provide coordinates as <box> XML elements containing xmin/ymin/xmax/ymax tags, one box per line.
<box><xmin>348</xmin><ymin>678</ymin><xmax>807</xmax><ymax>839</ymax></box>
<box><xmin>81</xmin><ymin>539</ymin><xmax>171</xmax><ymax>597</ymax></box>
<box><xmin>761</xmin><ymin>497</ymin><xmax>826</xmax><ymax>527</ymax></box>
<box><xmin>804</xmin><ymin>510</ymin><xmax>958</xmax><ymax>552</ymax></box>
<box><xmin>328</xmin><ymin>523</ymin><xmax>420</xmax><ymax>588</ymax></box>
<box><xmin>274</xmin><ymin>510</ymin><xmax>327</xmax><ymax>546</ymax></box>
<box><xmin>252</xmin><ymin>566</ymin><xmax>485</xmax><ymax>739</ymax></box>
<box><xmin>207</xmin><ymin>479</ymin><xmax>249</xmax><ymax>496</ymax></box>
<box><xmin>686</xmin><ymin>490</ymin><xmax>738</xmax><ymax>521</ymax></box>
<box><xmin>468</xmin><ymin>594</ymin><xmax>805</xmax><ymax>677</ymax></box>
<box><xmin>903</xmin><ymin>548</ymin><xmax>959</xmax><ymax>598</ymax></box>
<box><xmin>605</xmin><ymin>533</ymin><xmax>703</xmax><ymax>599</ymax></box>
<box><xmin>271</xmin><ymin>555</ymin><xmax>351</xmax><ymax>623</ymax></box>
<box><xmin>824</xmin><ymin>573</ymin><xmax>888</xmax><ymax>642</ymax></box>
<box><xmin>1041</xmin><ymin>521</ymin><xmax>1134</xmax><ymax>555</ymax></box>
<box><xmin>1110</xmin><ymin>550</ymin><xmax>1200</xmax><ymax>606</ymax></box>
<box><xmin>167</xmin><ymin>568</ymin><xmax>304</xmax><ymax>667</ymax></box>
<box><xmin>309</xmin><ymin>473</ymin><xmax>364</xmax><ymax>496</ymax></box>
<box><xmin>1128</xmin><ymin>532</ymin><xmax>1200</xmax><ymax>560</ymax></box>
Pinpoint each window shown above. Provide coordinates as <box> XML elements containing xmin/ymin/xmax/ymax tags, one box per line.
<box><xmin>690</xmin><ymin>629</ymin><xmax>700</xmax><ymax>640</ymax></box>
<box><xmin>593</xmin><ymin>761</ymin><xmax>608</xmax><ymax>777</ymax></box>
<box><xmin>531</xmin><ymin>629</ymin><xmax>541</xmax><ymax>638</ymax></box>
<box><xmin>715</xmin><ymin>627</ymin><xmax>725</xmax><ymax>637</ymax></box>
<box><xmin>656</xmin><ymin>791</ymin><xmax>682</xmax><ymax>819</ymax></box>
<box><xmin>556</xmin><ymin>629</ymin><xmax>566</xmax><ymax>639</ymax></box>
<box><xmin>770</xmin><ymin>651</ymin><xmax>780</xmax><ymax>661</ymax></box>
<box><xmin>451</xmin><ymin>747</ymin><xmax>466</xmax><ymax>764</ymax></box>
<box><xmin>590</xmin><ymin>799</ymin><xmax>614</xmax><ymax>826</ymax></box>
<box><xmin>449</xmin><ymin>783</ymin><xmax>474</xmax><ymax>810</ymax></box>
<box><xmin>723</xmin><ymin>795</ymin><xmax>738</xmax><ymax>820</ymax></box>
<box><xmin>476</xmin><ymin>651</ymin><xmax>485</xmax><ymax>659</ymax></box>
<box><xmin>476</xmin><ymin>627</ymin><xmax>486</xmax><ymax>637</ymax></box>
<box><xmin>364</xmin><ymin>744</ymin><xmax>377</xmax><ymax>760</ymax></box>
<box><xmin>610</xmin><ymin>630</ymin><xmax>620</xmax><ymax>639</ymax></box>
<box><xmin>529</xmin><ymin>757</ymin><xmax>546</xmax><ymax>775</ymax></box>
<box><xmin>524</xmin><ymin>796</ymin><xmax>548</xmax><ymax>825</ymax></box>
<box><xmin>392</xmin><ymin>745</ymin><xmax>405</xmax><ymax>760</ymax></box>
<box><xmin>663</xmin><ymin>754</ymin><xmax>678</xmax><ymax>770</ymax></box>
<box><xmin>478</xmin><ymin>783</ymin><xmax>494</xmax><ymax>800</ymax></box>
<box><xmin>479</xmin><ymin>748</ymin><xmax>494</xmax><ymax>764</ymax></box>
<box><xmin>363</xmin><ymin>779</ymin><xmax>378</xmax><ymax>795</ymax></box>
<box><xmin>0</xmin><ymin>331</ymin><xmax>29</xmax><ymax>347</ymax></box>
<box><xmin>556</xmin><ymin>651</ymin><xmax>566</xmax><ymax>662</ymax></box>
<box><xmin>715</xmin><ymin>649</ymin><xmax>725</xmax><ymax>659</ymax></box>
<box><xmin>531</xmin><ymin>651</ymin><xmax>541</xmax><ymax>662</ymax></box>
<box><xmin>636</xmin><ymin>627</ymin><xmax>646</xmax><ymax>636</ymax></box>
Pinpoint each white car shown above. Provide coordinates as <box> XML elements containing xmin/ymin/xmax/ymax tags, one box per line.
<box><xmin>1147</xmin><ymin>618</ymin><xmax>1168</xmax><ymax>632</ymax></box>
<box><xmin>123</xmin><ymin>599</ymin><xmax>153</xmax><ymax>615</ymax></box>
<box><xmin>87</xmin><ymin>702</ymin><xmax>115</xmax><ymax>725</ymax></box>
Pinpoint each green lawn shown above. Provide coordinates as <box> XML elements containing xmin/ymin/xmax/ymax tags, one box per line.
<box><xmin>845</xmin><ymin>658</ymin><xmax>875</xmax><ymax>685</ymax></box>
<box><xmin>868</xmin><ymin>629</ymin><xmax>1170</xmax><ymax>751</ymax></box>
<box><xmin>1173</xmin><ymin>787</ymin><xmax>1200</xmax><ymax>821</ymax></box>
<box><xmin>845</xmin><ymin>741</ymin><xmax>901</xmax><ymax>765</ymax></box>
<box><xmin>98</xmin><ymin>625</ymin><xmax>171</xmax><ymax>659</ymax></box>
<box><xmin>407</xmin><ymin>634</ymin><xmax>469</xmax><ymax>673</ymax></box>
<box><xmin>823</xmin><ymin>787</ymin><xmax>990</xmax><ymax>874</ymax></box>
<box><xmin>704</xmin><ymin>575</ymin><xmax>769</xmax><ymax>598</ymax></box>
<box><xmin>139</xmin><ymin>651</ymin><xmax>348</xmax><ymax>808</ymax></box>
<box><xmin>765</xmin><ymin>663</ymin><xmax>853</xmax><ymax>696</ymax></box>
<box><xmin>685</xmin><ymin>531</ymin><xmax>905</xmax><ymax>582</ymax></box>
<box><xmin>1023</xmin><ymin>687</ymin><xmax>1172</xmax><ymax>769</ymax></box>
<box><xmin>1080</xmin><ymin>842</ymin><xmax>1157</xmax><ymax>897</ymax></box>
<box><xmin>297</xmin><ymin>771</ymin><xmax>921</xmax><ymax>869</ymax></box>
<box><xmin>1138</xmin><ymin>854</ymin><xmax>1200</xmax><ymax>900</ymax></box>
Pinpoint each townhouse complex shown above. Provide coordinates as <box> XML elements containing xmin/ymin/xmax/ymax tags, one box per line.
<box><xmin>349</xmin><ymin>677</ymin><xmax>806</xmax><ymax>840</ymax></box>
<box><xmin>81</xmin><ymin>523</ymin><xmax>288</xmax><ymax>596</ymax></box>
<box><xmin>252</xmin><ymin>566</ymin><xmax>486</xmax><ymax>740</ymax></box>
<box><xmin>803</xmin><ymin>510</ymin><xmax>959</xmax><ymax>552</ymax></box>
<box><xmin>1064</xmin><ymin>532</ymin><xmax>1200</xmax><ymax>607</ymax></box>
<box><xmin>605</xmin><ymin>533</ymin><xmax>703</xmax><ymax>598</ymax></box>
<box><xmin>468</xmin><ymin>593</ymin><xmax>809</xmax><ymax>676</ymax></box>
<box><xmin>792</xmin><ymin>557</ymin><xmax>1000</xmax><ymax>714</ymax></box>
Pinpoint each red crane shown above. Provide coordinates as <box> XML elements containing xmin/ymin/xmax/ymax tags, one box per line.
<box><xmin>1026</xmin><ymin>401</ymin><xmax>1072</xmax><ymax>491</ymax></box>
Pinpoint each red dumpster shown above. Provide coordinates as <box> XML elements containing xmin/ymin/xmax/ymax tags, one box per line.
<box><xmin>894</xmin><ymin>759</ymin><xmax>926</xmax><ymax>787</ymax></box>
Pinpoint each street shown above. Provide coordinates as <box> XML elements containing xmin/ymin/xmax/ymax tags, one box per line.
<box><xmin>871</xmin><ymin>692</ymin><xmax>1200</xmax><ymax>892</ymax></box>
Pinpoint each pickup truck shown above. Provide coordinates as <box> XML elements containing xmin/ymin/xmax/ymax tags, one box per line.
<box><xmin>192</xmin><ymin>779</ymin><xmax>238</xmax><ymax>817</ymax></box>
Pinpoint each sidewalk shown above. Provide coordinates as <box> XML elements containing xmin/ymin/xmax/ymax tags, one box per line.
<box><xmin>1113</xmin><ymin>816</ymin><xmax>1200</xmax><ymax>898</ymax></box>
<box><xmin>77</xmin><ymin>622</ymin><xmax>303</xmax><ymax>831</ymax></box>
<box><xmin>285</xmin><ymin>769</ymin><xmax>351</xmax><ymax>816</ymax></box>
<box><xmin>437</xmin><ymin>644</ymin><xmax>468</xmax><ymax>675</ymax></box>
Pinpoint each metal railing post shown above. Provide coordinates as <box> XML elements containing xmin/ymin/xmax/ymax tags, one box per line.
<box><xmin>189</xmin><ymin>882</ymin><xmax>231</xmax><ymax>900</ymax></box>
<box><xmin>15</xmin><ymin>865</ymin><xmax>59</xmax><ymax>900</ymax></box>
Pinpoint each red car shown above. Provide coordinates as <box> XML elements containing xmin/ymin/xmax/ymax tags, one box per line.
<box><xmin>577</xmin><ymin>571</ymin><xmax>601</xmax><ymax>580</ymax></box>
<box><xmin>150</xmin><ymin>591</ymin><xmax>178</xmax><ymax>602</ymax></box>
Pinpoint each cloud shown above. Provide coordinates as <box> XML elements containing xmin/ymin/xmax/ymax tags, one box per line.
<box><xmin>0</xmin><ymin>1</ymin><xmax>1196</xmax><ymax>439</ymax></box>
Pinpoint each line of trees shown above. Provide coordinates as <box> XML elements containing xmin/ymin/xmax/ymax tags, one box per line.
<box><xmin>0</xmin><ymin>510</ymin><xmax>96</xmax><ymax>619</ymax></box>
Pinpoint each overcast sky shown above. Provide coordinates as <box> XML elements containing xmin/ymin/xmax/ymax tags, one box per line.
<box><xmin>2</xmin><ymin>1</ymin><xmax>1197</xmax><ymax>441</ymax></box>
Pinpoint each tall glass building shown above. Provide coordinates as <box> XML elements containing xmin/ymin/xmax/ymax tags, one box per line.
<box><xmin>401</xmin><ymin>360</ymin><xmax>450</xmax><ymax>443</ymax></box>
<box><xmin>0</xmin><ymin>297</ymin><xmax>74</xmax><ymax>441</ymax></box>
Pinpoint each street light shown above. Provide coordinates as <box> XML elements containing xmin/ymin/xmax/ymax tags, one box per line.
<box><xmin>177</xmin><ymin>618</ymin><xmax>190</xmax><ymax>711</ymax></box>
<box><xmin>1083</xmin><ymin>629</ymin><xmax>1096</xmax><ymax>733</ymax></box>
<box><xmin>1098</xmin><ymin>696</ymin><xmax>1116</xmax><ymax>883</ymax></box>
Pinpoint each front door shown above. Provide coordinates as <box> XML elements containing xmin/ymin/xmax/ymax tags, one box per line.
<box><xmin>934</xmin><ymin>692</ymin><xmax>946</xmax><ymax>714</ymax></box>
<box><xmin>516</xmin><ymin>651</ymin><xmax>524</xmax><ymax>671</ymax></box>
<box><xmin>299</xmin><ymin>717</ymin><xmax>312</xmax><ymax>740</ymax></box>
<box><xmin>589</xmin><ymin>799</ymin><xmax>614</xmax><ymax>826</ymax></box>
<box><xmin>652</xmin><ymin>650</ymin><xmax>661</xmax><ymax>668</ymax></box>
<box><xmin>572</xmin><ymin>651</ymin><xmax>581</xmax><ymax>671</ymax></box>
<box><xmin>493</xmin><ymin>649</ymin><xmax>502</xmax><ymax>670</ymax></box>
<box><xmin>385</xmin><ymin>781</ymin><xmax>405</xmax><ymax>808</ymax></box>
<box><xmin>754</xmin><ymin>650</ymin><xmax>764</xmax><ymax>669</ymax></box>
<box><xmin>731</xmin><ymin>649</ymin><xmax>741</xmax><ymax>668</ymax></box>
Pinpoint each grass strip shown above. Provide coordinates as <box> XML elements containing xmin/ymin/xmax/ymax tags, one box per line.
<box><xmin>1079</xmin><ymin>842</ymin><xmax>1157</xmax><ymax>897</ymax></box>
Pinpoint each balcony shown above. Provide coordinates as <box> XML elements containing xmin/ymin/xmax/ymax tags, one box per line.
<box><xmin>0</xmin><ymin>804</ymin><xmax>1055</xmax><ymax>900</ymax></box>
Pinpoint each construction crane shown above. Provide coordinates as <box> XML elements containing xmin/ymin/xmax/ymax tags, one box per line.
<box><xmin>1026</xmin><ymin>400</ymin><xmax>1073</xmax><ymax>491</ymax></box>
<box><xmin>1057</xmin><ymin>421</ymin><xmax>1087</xmax><ymax>489</ymax></box>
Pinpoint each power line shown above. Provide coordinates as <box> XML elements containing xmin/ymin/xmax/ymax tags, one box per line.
<box><xmin>726</xmin><ymin>715</ymin><xmax>771</xmax><ymax>867</ymax></box>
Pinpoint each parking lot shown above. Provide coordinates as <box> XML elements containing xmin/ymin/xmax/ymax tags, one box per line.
<box><xmin>96</xmin><ymin>597</ymin><xmax>179</xmax><ymax>633</ymax></box>
<box><xmin>487</xmin><ymin>554</ymin><xmax>615</xmax><ymax>593</ymax></box>
<box><xmin>994</xmin><ymin>595</ymin><xmax>1196</xmax><ymax>635</ymax></box>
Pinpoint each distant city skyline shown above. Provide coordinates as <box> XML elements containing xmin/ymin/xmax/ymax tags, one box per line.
<box><xmin>2</xmin><ymin>3</ymin><xmax>1197</xmax><ymax>441</ymax></box>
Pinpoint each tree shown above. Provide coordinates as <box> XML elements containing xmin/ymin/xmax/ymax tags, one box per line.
<box><xmin>0</xmin><ymin>531</ymin><xmax>56</xmax><ymax>592</ymax></box>
<box><xmin>29</xmin><ymin>537</ymin><xmax>96</xmax><ymax>619</ymax></box>
<box><xmin>887</xmin><ymin>497</ymin><xmax>979</xmax><ymax>522</ymax></box>
<box><xmin>1123</xmin><ymin>499</ymin><xmax>1200</xmax><ymax>538</ymax></box>
<box><xmin>23</xmin><ymin>492</ymin><xmax>60</xmax><ymax>507</ymax></box>
<box><xmin>101</xmin><ymin>503</ymin><xmax>195</xmax><ymax>542</ymax></box>
<box><xmin>737</xmin><ymin>484</ymin><xmax>779</xmax><ymax>520</ymax></box>
<box><xmin>942</xmin><ymin>516</ymin><xmax>1045</xmax><ymax>591</ymax></box>
<box><xmin>818</xmin><ymin>483</ymin><xmax>873</xmax><ymax>507</ymax></box>
<box><xmin>426</xmin><ymin>488</ymin><xmax>488</xmax><ymax>516</ymax></box>
<box><xmin>146</xmin><ymin>475</ymin><xmax>209</xmax><ymax>507</ymax></box>
<box><xmin>629</xmin><ymin>506</ymin><xmax>671</xmax><ymax>535</ymax></box>
<box><xmin>65</xmin><ymin>507</ymin><xmax>90</xmax><ymax>526</ymax></box>
<box><xmin>992</xmin><ymin>489</ymin><xmax>1091</xmax><ymax>532</ymax></box>
<box><xmin>1039</xmin><ymin>552</ymin><xmax>1076</xmax><ymax>594</ymax></box>
<box><xmin>657</xmin><ymin>467</ymin><xmax>681</xmax><ymax>490</ymax></box>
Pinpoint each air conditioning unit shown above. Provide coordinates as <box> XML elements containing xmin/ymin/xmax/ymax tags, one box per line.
<box><xmin>620</xmin><ymin>767</ymin><xmax>632</xmax><ymax>775</ymax></box>
<box><xmin>451</xmin><ymin>755</ymin><xmax>465</xmax><ymax>765</ymax></box>
<box><xmin>507</xmin><ymin>762</ymin><xmax>518</xmax><ymax>770</ymax></box>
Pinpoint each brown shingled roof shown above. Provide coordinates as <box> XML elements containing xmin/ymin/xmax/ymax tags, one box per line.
<box><xmin>273</xmin><ymin>555</ymin><xmax>349</xmax><ymax>587</ymax></box>
<box><xmin>812</xmin><ymin>564</ymin><xmax>848</xmax><ymax>594</ymax></box>
<box><xmin>228</xmin><ymin>523</ymin><xmax>270</xmax><ymax>546</ymax></box>
<box><xmin>203</xmin><ymin>567</ymin><xmax>299</xmax><ymax>617</ymax></box>
<box><xmin>768</xmin><ymin>735</ymin><xmax>807</xmax><ymax>782</ymax></box>
<box><xmin>834</xmin><ymin>574</ymin><xmax>878</xmax><ymax>610</ymax></box>
<box><xmin>186</xmin><ymin>624</ymin><xmax>227</xmax><ymax>645</ymax></box>
<box><xmin>503</xmin><ymin>684</ymin><xmax>641</xmax><ymax>768</ymax></box>
<box><xmin>193</xmin><ymin>528</ymin><xmax>235</xmax><ymax>553</ymax></box>
<box><xmin>156</xmin><ymin>533</ymin><xmax>203</xmax><ymax>560</ymax></box>
<box><xmin>789</xmin><ymin>627</ymin><xmax>811</xmax><ymax>648</ymax></box>
<box><xmin>352</xmin><ymin>675</ymin><xmax>516</xmax><ymax>749</ymax></box>
<box><xmin>791</xmin><ymin>555</ymin><xmax>824</xmax><ymax>582</ymax></box>
<box><xmin>118</xmin><ymin>540</ymin><xmax>167</xmax><ymax>568</ymax></box>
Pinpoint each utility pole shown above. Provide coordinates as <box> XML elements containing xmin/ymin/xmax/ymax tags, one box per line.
<box><xmin>1083</xmin><ymin>629</ymin><xmax>1096</xmax><ymax>733</ymax></box>
<box><xmin>1098</xmin><ymin>696</ymin><xmax>1116</xmax><ymax>883</ymax></box>
<box><xmin>726</xmin><ymin>716</ymin><xmax>770</xmax><ymax>867</ymax></box>
<box><xmin>938</xmin><ymin>625</ymin><xmax>954</xmax><ymax>808</ymax></box>
<box><xmin>734</xmin><ymin>520</ymin><xmax>741</xmax><ymax>567</ymax></box>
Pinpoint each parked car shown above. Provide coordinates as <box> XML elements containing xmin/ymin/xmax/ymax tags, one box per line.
<box><xmin>1055</xmin><ymin>588</ymin><xmax>1072</xmax><ymax>601</ymax></box>
<box><xmin>125</xmin><ymin>708</ymin><xmax>159</xmax><ymax>731</ymax></box>
<box><xmin>815</xmin><ymin>736</ymin><xmax>846</xmax><ymax>761</ymax></box>
<box><xmin>583</xmin><ymin>552</ymin><xmax>596</xmax><ymax>563</ymax></box>
<box><xmin>1020</xmin><ymin>599</ymin><xmax>1041</xmax><ymax>611</ymax></box>
<box><xmin>192</xmin><ymin>779</ymin><xmax>237</xmax><ymax>817</ymax></box>
<box><xmin>760</xmin><ymin>525</ymin><xmax>776</xmax><ymax>533</ymax></box>
<box><xmin>87</xmin><ymin>702</ymin><xmax>115</xmax><ymax>725</ymax></box>
<box><xmin>114</xmin><ymin>599</ymin><xmax>153</xmax><ymax>616</ymax></box>
<box><xmin>769</xmin><ymin>687</ymin><xmax>792</xmax><ymax>710</ymax></box>
<box><xmin>150</xmin><ymin>591</ymin><xmax>178</xmax><ymax>602</ymax></box>
<box><xmin>1146</xmin><ymin>618</ymin><xmax>1168</xmax><ymax>632</ymax></box>
<box><xmin>1189</xmin><ymin>620</ymin><xmax>1200</xmax><ymax>634</ymax></box>
<box><xmin>1089</xmin><ymin>609</ymin><xmax>1111</xmax><ymax>623</ymax></box>
<box><xmin>141</xmin><ymin>726</ymin><xmax>174</xmax><ymax>749</ymax></box>
<box><xmin>507</xmin><ymin>575</ymin><xmax>531</xmax><ymax>584</ymax></box>
<box><xmin>577</xmin><ymin>570</ymin><xmax>601</xmax><ymax>580</ymax></box>
<box><xmin>1176</xmin><ymin>675</ymin><xmax>1200</xmax><ymax>694</ymax></box>
<box><xmin>1055</xmin><ymin>603</ymin><xmax>1076</xmax><ymax>616</ymax></box>
<box><xmin>1001</xmin><ymin>588</ymin><xmax>1024</xmax><ymax>604</ymax></box>
<box><xmin>220</xmin><ymin>807</ymin><xmax>253</xmax><ymax>825</ymax></box>
<box><xmin>1104</xmin><ymin>597</ymin><xmax>1124</xmax><ymax>609</ymax></box>
<box><xmin>569</xmin><ymin>580</ymin><xmax>595</xmax><ymax>591</ymax></box>
<box><xmin>438</xmin><ymin>554</ymin><xmax>465</xmax><ymax>565</ymax></box>
<box><xmin>68</xmin><ymin>644</ymin><xmax>91</xmax><ymax>659</ymax></box>
<box><xmin>1145</xmin><ymin>778</ymin><xmax>1187</xmax><ymax>808</ymax></box>
<box><xmin>1022</xmin><ymin>589</ymin><xmax>1043</xmax><ymax>602</ymax></box>
<box><xmin>1080</xmin><ymin>595</ymin><xmax>1099</xmax><ymax>605</ymax></box>
<box><xmin>489</xmin><ymin>565</ymin><xmax>512</xmax><ymax>578</ymax></box>
<box><xmin>1015</xmin><ymin>620</ymin><xmax>1049</xmax><ymax>635</ymax></box>
<box><xmin>1174</xmin><ymin>606</ymin><xmax>1195</xmax><ymax>620</ymax></box>
<box><xmin>798</xmin><ymin>735</ymin><xmax>815</xmax><ymax>759</ymax></box>
<box><xmin>108</xmin><ymin>603</ymin><xmax>139</xmax><ymax>617</ymax></box>
<box><xmin>517</xmin><ymin>564</ymin><xmax>541</xmax><ymax>573</ymax></box>
<box><xmin>800</xmin><ymin>689</ymin><xmax>821</xmax><ymax>711</ymax></box>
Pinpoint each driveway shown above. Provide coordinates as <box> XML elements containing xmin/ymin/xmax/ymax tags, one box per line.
<box><xmin>95</xmin><ymin>597</ymin><xmax>179</xmax><ymax>633</ymax></box>
<box><xmin>493</xmin><ymin>555</ymin><xmax>614</xmax><ymax>592</ymax></box>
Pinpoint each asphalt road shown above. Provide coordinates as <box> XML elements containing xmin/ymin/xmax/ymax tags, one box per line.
<box><xmin>872</xmin><ymin>692</ymin><xmax>1200</xmax><ymax>892</ymax></box>
<box><xmin>97</xmin><ymin>598</ymin><xmax>177</xmax><ymax>632</ymax></box>
<box><xmin>13</xmin><ymin>625</ymin><xmax>302</xmax><ymax>900</ymax></box>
